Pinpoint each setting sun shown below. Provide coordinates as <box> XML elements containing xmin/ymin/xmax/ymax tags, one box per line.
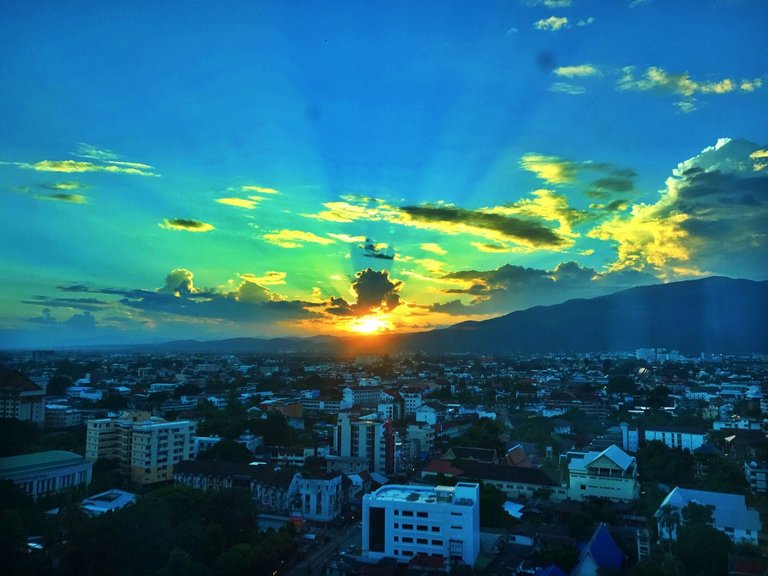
<box><xmin>351</xmin><ymin>315</ymin><xmax>389</xmax><ymax>334</ymax></box>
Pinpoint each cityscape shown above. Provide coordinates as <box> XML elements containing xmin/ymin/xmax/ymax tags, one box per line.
<box><xmin>2</xmin><ymin>1</ymin><xmax>767</xmax><ymax>576</ymax></box>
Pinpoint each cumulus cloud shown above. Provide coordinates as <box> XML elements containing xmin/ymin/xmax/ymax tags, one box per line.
<box><xmin>359</xmin><ymin>238</ymin><xmax>394</xmax><ymax>260</ymax></box>
<box><xmin>617</xmin><ymin>66</ymin><xmax>763</xmax><ymax>112</ymax></box>
<box><xmin>533</xmin><ymin>16</ymin><xmax>569</xmax><ymax>31</ymax></box>
<box><xmin>431</xmin><ymin>262</ymin><xmax>658</xmax><ymax>315</ymax></box>
<box><xmin>588</xmin><ymin>138</ymin><xmax>768</xmax><ymax>278</ymax></box>
<box><xmin>350</xmin><ymin>268</ymin><xmax>403</xmax><ymax>315</ymax></box>
<box><xmin>263</xmin><ymin>229</ymin><xmax>336</xmax><ymax>248</ymax></box>
<box><xmin>160</xmin><ymin>218</ymin><xmax>215</xmax><ymax>232</ymax></box>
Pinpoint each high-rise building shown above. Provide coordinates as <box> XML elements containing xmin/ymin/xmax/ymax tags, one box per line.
<box><xmin>86</xmin><ymin>411</ymin><xmax>195</xmax><ymax>485</ymax></box>
<box><xmin>334</xmin><ymin>412</ymin><xmax>394</xmax><ymax>474</ymax></box>
<box><xmin>362</xmin><ymin>483</ymin><xmax>480</xmax><ymax>568</ymax></box>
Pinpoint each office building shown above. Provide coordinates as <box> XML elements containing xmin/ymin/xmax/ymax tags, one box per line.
<box><xmin>0</xmin><ymin>369</ymin><xmax>45</xmax><ymax>426</ymax></box>
<box><xmin>335</xmin><ymin>413</ymin><xmax>395</xmax><ymax>474</ymax></box>
<box><xmin>362</xmin><ymin>483</ymin><xmax>480</xmax><ymax>567</ymax></box>
<box><xmin>0</xmin><ymin>450</ymin><xmax>92</xmax><ymax>499</ymax></box>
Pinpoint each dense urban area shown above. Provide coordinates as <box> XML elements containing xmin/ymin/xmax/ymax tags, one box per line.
<box><xmin>2</xmin><ymin>348</ymin><xmax>768</xmax><ymax>576</ymax></box>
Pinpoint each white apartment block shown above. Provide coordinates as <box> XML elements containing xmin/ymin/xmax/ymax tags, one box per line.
<box><xmin>401</xmin><ymin>390</ymin><xmax>424</xmax><ymax>416</ymax></box>
<box><xmin>296</xmin><ymin>472</ymin><xmax>344</xmax><ymax>523</ymax></box>
<box><xmin>86</xmin><ymin>411</ymin><xmax>195</xmax><ymax>485</ymax></box>
<box><xmin>644</xmin><ymin>427</ymin><xmax>707</xmax><ymax>452</ymax></box>
<box><xmin>362</xmin><ymin>483</ymin><xmax>480</xmax><ymax>567</ymax></box>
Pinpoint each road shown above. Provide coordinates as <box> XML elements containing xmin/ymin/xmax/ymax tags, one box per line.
<box><xmin>283</xmin><ymin>522</ymin><xmax>361</xmax><ymax>576</ymax></box>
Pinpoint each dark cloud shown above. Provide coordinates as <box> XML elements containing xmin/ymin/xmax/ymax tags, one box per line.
<box><xmin>359</xmin><ymin>238</ymin><xmax>395</xmax><ymax>260</ymax></box>
<box><xmin>401</xmin><ymin>205</ymin><xmax>566</xmax><ymax>247</ymax></box>
<box><xmin>432</xmin><ymin>262</ymin><xmax>658</xmax><ymax>315</ymax></box>
<box><xmin>23</xmin><ymin>296</ymin><xmax>110</xmax><ymax>311</ymax></box>
<box><xmin>351</xmin><ymin>268</ymin><xmax>403</xmax><ymax>315</ymax></box>
<box><xmin>160</xmin><ymin>218</ymin><xmax>214</xmax><ymax>232</ymax></box>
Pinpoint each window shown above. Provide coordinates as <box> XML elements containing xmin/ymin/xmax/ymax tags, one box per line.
<box><xmin>402</xmin><ymin>511</ymin><xmax>413</xmax><ymax>517</ymax></box>
<box><xmin>432</xmin><ymin>539</ymin><xmax>443</xmax><ymax>546</ymax></box>
<box><xmin>402</xmin><ymin>523</ymin><xmax>413</xmax><ymax>530</ymax></box>
<box><xmin>417</xmin><ymin>538</ymin><xmax>428</xmax><ymax>544</ymax></box>
<box><xmin>402</xmin><ymin>537</ymin><xmax>413</xmax><ymax>543</ymax></box>
<box><xmin>417</xmin><ymin>525</ymin><xmax>428</xmax><ymax>531</ymax></box>
<box><xmin>417</xmin><ymin>511</ymin><xmax>428</xmax><ymax>518</ymax></box>
<box><xmin>431</xmin><ymin>526</ymin><xmax>440</xmax><ymax>532</ymax></box>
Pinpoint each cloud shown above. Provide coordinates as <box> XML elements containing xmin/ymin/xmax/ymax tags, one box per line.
<box><xmin>524</xmin><ymin>0</ymin><xmax>571</xmax><ymax>6</ymax></box>
<box><xmin>23</xmin><ymin>295</ymin><xmax>111</xmax><ymax>311</ymax></box>
<box><xmin>75</xmin><ymin>143</ymin><xmax>120</xmax><ymax>162</ymax></box>
<box><xmin>15</xmin><ymin>159</ymin><xmax>156</xmax><ymax>176</ymax></box>
<box><xmin>216</xmin><ymin>197</ymin><xmax>263</xmax><ymax>209</ymax></box>
<box><xmin>359</xmin><ymin>238</ymin><xmax>394</xmax><ymax>260</ymax></box>
<box><xmin>421</xmin><ymin>243</ymin><xmax>447</xmax><ymax>255</ymax></box>
<box><xmin>159</xmin><ymin>268</ymin><xmax>197</xmax><ymax>296</ymax></box>
<box><xmin>263</xmin><ymin>229</ymin><xmax>336</xmax><ymax>248</ymax></box>
<box><xmin>520</xmin><ymin>154</ymin><xmax>578</xmax><ymax>184</ymax></box>
<box><xmin>350</xmin><ymin>268</ymin><xmax>403</xmax><ymax>315</ymax></box>
<box><xmin>471</xmin><ymin>242</ymin><xmax>511</xmax><ymax>253</ymax></box>
<box><xmin>401</xmin><ymin>204</ymin><xmax>567</xmax><ymax>248</ymax></box>
<box><xmin>160</xmin><ymin>218</ymin><xmax>215</xmax><ymax>232</ymax></box>
<box><xmin>35</xmin><ymin>193</ymin><xmax>87</xmax><ymax>204</ymax></box>
<box><xmin>241</xmin><ymin>185</ymin><xmax>279</xmax><ymax>194</ymax></box>
<box><xmin>588</xmin><ymin>138</ymin><xmax>768</xmax><ymax>278</ymax></box>
<box><xmin>327</xmin><ymin>233</ymin><xmax>367</xmax><ymax>243</ymax></box>
<box><xmin>576</xmin><ymin>17</ymin><xmax>595</xmax><ymax>26</ymax></box>
<box><xmin>431</xmin><ymin>262</ymin><xmax>658</xmax><ymax>315</ymax></box>
<box><xmin>41</xmin><ymin>181</ymin><xmax>85</xmax><ymax>191</ymax></box>
<box><xmin>550</xmin><ymin>82</ymin><xmax>586</xmax><ymax>95</ymax></box>
<box><xmin>533</xmin><ymin>16</ymin><xmax>569</xmax><ymax>31</ymax></box>
<box><xmin>554</xmin><ymin>65</ymin><xmax>600</xmax><ymax>78</ymax></box>
<box><xmin>617</xmin><ymin>66</ymin><xmax>763</xmax><ymax>112</ymax></box>
<box><xmin>241</xmin><ymin>271</ymin><xmax>287</xmax><ymax>286</ymax></box>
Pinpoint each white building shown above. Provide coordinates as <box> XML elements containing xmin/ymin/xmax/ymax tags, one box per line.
<box><xmin>401</xmin><ymin>389</ymin><xmax>424</xmax><ymax>416</ymax></box>
<box><xmin>362</xmin><ymin>483</ymin><xmax>480</xmax><ymax>567</ymax></box>
<box><xmin>296</xmin><ymin>471</ymin><xmax>344</xmax><ymax>523</ymax></box>
<box><xmin>567</xmin><ymin>445</ymin><xmax>639</xmax><ymax>502</ymax></box>
<box><xmin>656</xmin><ymin>487</ymin><xmax>761</xmax><ymax>545</ymax></box>
<box><xmin>334</xmin><ymin>413</ymin><xmax>394</xmax><ymax>474</ymax></box>
<box><xmin>644</xmin><ymin>426</ymin><xmax>707</xmax><ymax>452</ymax></box>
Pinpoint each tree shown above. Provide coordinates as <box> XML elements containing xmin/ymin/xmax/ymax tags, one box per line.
<box><xmin>657</xmin><ymin>504</ymin><xmax>680</xmax><ymax>552</ymax></box>
<box><xmin>674</xmin><ymin>523</ymin><xmax>733</xmax><ymax>576</ymax></box>
<box><xmin>197</xmin><ymin>439</ymin><xmax>253</xmax><ymax>463</ymax></box>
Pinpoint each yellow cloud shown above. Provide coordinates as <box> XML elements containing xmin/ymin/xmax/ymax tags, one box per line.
<box><xmin>520</xmin><ymin>154</ymin><xmax>577</xmax><ymax>184</ymax></box>
<box><xmin>414</xmin><ymin>258</ymin><xmax>446</xmax><ymax>275</ymax></box>
<box><xmin>751</xmin><ymin>149</ymin><xmax>768</xmax><ymax>171</ymax></box>
<box><xmin>617</xmin><ymin>66</ymin><xmax>762</xmax><ymax>112</ymax></box>
<box><xmin>159</xmin><ymin>218</ymin><xmax>215</xmax><ymax>232</ymax></box>
<box><xmin>263</xmin><ymin>229</ymin><xmax>336</xmax><ymax>248</ymax></box>
<box><xmin>327</xmin><ymin>233</ymin><xmax>367</xmax><ymax>243</ymax></box>
<box><xmin>420</xmin><ymin>243</ymin><xmax>447</xmax><ymax>255</ymax></box>
<box><xmin>35</xmin><ymin>193</ymin><xmax>87</xmax><ymax>204</ymax></box>
<box><xmin>553</xmin><ymin>65</ymin><xmax>600</xmax><ymax>77</ymax></box>
<box><xmin>18</xmin><ymin>159</ymin><xmax>156</xmax><ymax>176</ymax></box>
<box><xmin>241</xmin><ymin>185</ymin><xmax>279</xmax><ymax>194</ymax></box>
<box><xmin>578</xmin><ymin>249</ymin><xmax>595</xmax><ymax>256</ymax></box>
<box><xmin>47</xmin><ymin>181</ymin><xmax>84</xmax><ymax>190</ymax></box>
<box><xmin>491</xmin><ymin>188</ymin><xmax>586</xmax><ymax>240</ymax></box>
<box><xmin>240</xmin><ymin>271</ymin><xmax>287</xmax><ymax>285</ymax></box>
<box><xmin>216</xmin><ymin>197</ymin><xmax>262</xmax><ymax>209</ymax></box>
<box><xmin>533</xmin><ymin>16</ymin><xmax>569</xmax><ymax>31</ymax></box>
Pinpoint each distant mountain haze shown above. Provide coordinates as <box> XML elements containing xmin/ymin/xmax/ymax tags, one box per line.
<box><xmin>139</xmin><ymin>277</ymin><xmax>767</xmax><ymax>355</ymax></box>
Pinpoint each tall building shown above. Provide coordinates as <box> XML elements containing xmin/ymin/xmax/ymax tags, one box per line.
<box><xmin>86</xmin><ymin>411</ymin><xmax>195</xmax><ymax>485</ymax></box>
<box><xmin>0</xmin><ymin>369</ymin><xmax>45</xmax><ymax>426</ymax></box>
<box><xmin>362</xmin><ymin>483</ymin><xmax>480</xmax><ymax>568</ymax></box>
<box><xmin>334</xmin><ymin>413</ymin><xmax>395</xmax><ymax>474</ymax></box>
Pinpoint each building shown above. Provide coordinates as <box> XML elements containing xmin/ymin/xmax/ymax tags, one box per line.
<box><xmin>656</xmin><ymin>487</ymin><xmax>761</xmax><ymax>545</ymax></box>
<box><xmin>335</xmin><ymin>413</ymin><xmax>395</xmax><ymax>474</ymax></box>
<box><xmin>0</xmin><ymin>450</ymin><xmax>92</xmax><ymax>499</ymax></box>
<box><xmin>745</xmin><ymin>461</ymin><xmax>768</xmax><ymax>494</ymax></box>
<box><xmin>362</xmin><ymin>483</ymin><xmax>480</xmax><ymax>568</ymax></box>
<box><xmin>571</xmin><ymin>523</ymin><xmax>624</xmax><ymax>576</ymax></box>
<box><xmin>644</xmin><ymin>426</ymin><xmax>708</xmax><ymax>452</ymax></box>
<box><xmin>86</xmin><ymin>411</ymin><xmax>195</xmax><ymax>485</ymax></box>
<box><xmin>81</xmin><ymin>489</ymin><xmax>136</xmax><ymax>516</ymax></box>
<box><xmin>566</xmin><ymin>445</ymin><xmax>639</xmax><ymax>502</ymax></box>
<box><xmin>296</xmin><ymin>470</ymin><xmax>345</xmax><ymax>523</ymax></box>
<box><xmin>44</xmin><ymin>405</ymin><xmax>84</xmax><ymax>428</ymax></box>
<box><xmin>0</xmin><ymin>369</ymin><xmax>45</xmax><ymax>426</ymax></box>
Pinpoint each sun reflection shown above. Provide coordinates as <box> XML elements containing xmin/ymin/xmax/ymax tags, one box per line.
<box><xmin>351</xmin><ymin>315</ymin><xmax>389</xmax><ymax>334</ymax></box>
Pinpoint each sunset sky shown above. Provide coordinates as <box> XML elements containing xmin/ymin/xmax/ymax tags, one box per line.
<box><xmin>1</xmin><ymin>0</ymin><xmax>767</xmax><ymax>347</ymax></box>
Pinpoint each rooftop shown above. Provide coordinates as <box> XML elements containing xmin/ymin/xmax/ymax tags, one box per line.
<box><xmin>368</xmin><ymin>482</ymin><xmax>478</xmax><ymax>506</ymax></box>
<box><xmin>0</xmin><ymin>450</ymin><xmax>86</xmax><ymax>473</ymax></box>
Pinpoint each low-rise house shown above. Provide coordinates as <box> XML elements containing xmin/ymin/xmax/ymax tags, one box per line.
<box><xmin>81</xmin><ymin>489</ymin><xmax>136</xmax><ymax>516</ymax></box>
<box><xmin>656</xmin><ymin>487</ymin><xmax>761</xmax><ymax>545</ymax></box>
<box><xmin>744</xmin><ymin>460</ymin><xmax>768</xmax><ymax>494</ymax></box>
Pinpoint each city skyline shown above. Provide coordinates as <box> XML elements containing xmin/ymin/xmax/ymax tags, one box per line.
<box><xmin>1</xmin><ymin>0</ymin><xmax>767</xmax><ymax>347</ymax></box>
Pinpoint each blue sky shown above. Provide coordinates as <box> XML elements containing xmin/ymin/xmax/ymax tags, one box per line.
<box><xmin>1</xmin><ymin>0</ymin><xmax>766</xmax><ymax>347</ymax></box>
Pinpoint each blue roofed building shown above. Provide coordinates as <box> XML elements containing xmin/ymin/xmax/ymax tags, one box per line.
<box><xmin>571</xmin><ymin>523</ymin><xmax>624</xmax><ymax>576</ymax></box>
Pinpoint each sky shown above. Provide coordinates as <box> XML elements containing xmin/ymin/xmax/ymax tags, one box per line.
<box><xmin>1</xmin><ymin>0</ymin><xmax>767</xmax><ymax>347</ymax></box>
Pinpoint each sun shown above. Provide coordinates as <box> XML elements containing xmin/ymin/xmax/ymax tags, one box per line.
<box><xmin>351</xmin><ymin>315</ymin><xmax>389</xmax><ymax>334</ymax></box>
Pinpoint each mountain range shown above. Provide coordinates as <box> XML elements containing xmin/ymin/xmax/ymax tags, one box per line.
<box><xmin>138</xmin><ymin>276</ymin><xmax>768</xmax><ymax>355</ymax></box>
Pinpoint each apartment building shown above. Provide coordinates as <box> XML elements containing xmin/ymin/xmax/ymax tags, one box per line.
<box><xmin>0</xmin><ymin>369</ymin><xmax>45</xmax><ymax>426</ymax></box>
<box><xmin>334</xmin><ymin>413</ymin><xmax>395</xmax><ymax>474</ymax></box>
<box><xmin>362</xmin><ymin>483</ymin><xmax>480</xmax><ymax>567</ymax></box>
<box><xmin>644</xmin><ymin>426</ymin><xmax>708</xmax><ymax>452</ymax></box>
<box><xmin>86</xmin><ymin>411</ymin><xmax>195</xmax><ymax>485</ymax></box>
